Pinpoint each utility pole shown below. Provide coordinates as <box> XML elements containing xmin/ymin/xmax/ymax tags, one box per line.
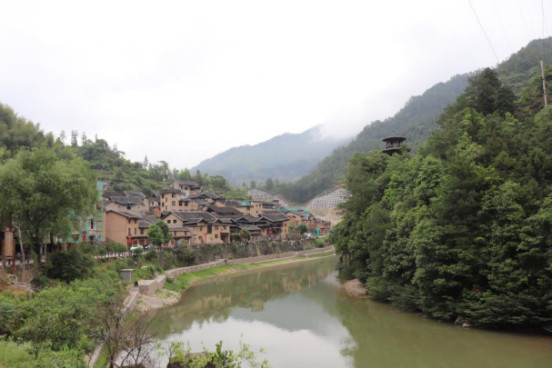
<box><xmin>541</xmin><ymin>60</ymin><xmax>548</xmax><ymax>106</ymax></box>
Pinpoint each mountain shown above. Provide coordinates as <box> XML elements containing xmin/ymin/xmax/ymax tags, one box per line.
<box><xmin>277</xmin><ymin>37</ymin><xmax>552</xmax><ymax>204</ymax></box>
<box><xmin>191</xmin><ymin>126</ymin><xmax>351</xmax><ymax>186</ymax></box>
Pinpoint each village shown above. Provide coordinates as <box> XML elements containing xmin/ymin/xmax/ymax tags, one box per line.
<box><xmin>65</xmin><ymin>179</ymin><xmax>332</xmax><ymax>252</ymax></box>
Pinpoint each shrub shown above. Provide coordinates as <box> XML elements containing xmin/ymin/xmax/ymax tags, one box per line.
<box><xmin>174</xmin><ymin>246</ymin><xmax>196</xmax><ymax>266</ymax></box>
<box><xmin>144</xmin><ymin>249</ymin><xmax>158</xmax><ymax>262</ymax></box>
<box><xmin>46</xmin><ymin>249</ymin><xmax>96</xmax><ymax>283</ymax></box>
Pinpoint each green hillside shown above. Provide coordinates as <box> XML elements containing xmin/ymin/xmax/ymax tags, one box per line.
<box><xmin>277</xmin><ymin>37</ymin><xmax>552</xmax><ymax>204</ymax></box>
<box><xmin>0</xmin><ymin>104</ymin><xmax>246</xmax><ymax>198</ymax></box>
<box><xmin>332</xmin><ymin>63</ymin><xmax>552</xmax><ymax>330</ymax></box>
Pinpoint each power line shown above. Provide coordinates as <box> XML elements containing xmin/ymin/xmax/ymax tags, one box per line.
<box><xmin>491</xmin><ymin>0</ymin><xmax>513</xmax><ymax>55</ymax></box>
<box><xmin>467</xmin><ymin>0</ymin><xmax>500</xmax><ymax>63</ymax></box>
<box><xmin>516</xmin><ymin>0</ymin><xmax>531</xmax><ymax>39</ymax></box>
<box><xmin>542</xmin><ymin>0</ymin><xmax>546</xmax><ymax>39</ymax></box>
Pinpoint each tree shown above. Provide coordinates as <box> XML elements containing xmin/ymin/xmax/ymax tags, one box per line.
<box><xmin>71</xmin><ymin>130</ymin><xmax>78</xmax><ymax>147</ymax></box>
<box><xmin>0</xmin><ymin>148</ymin><xmax>97</xmax><ymax>257</ymax></box>
<box><xmin>265</xmin><ymin>178</ymin><xmax>274</xmax><ymax>190</ymax></box>
<box><xmin>147</xmin><ymin>220</ymin><xmax>172</xmax><ymax>246</ymax></box>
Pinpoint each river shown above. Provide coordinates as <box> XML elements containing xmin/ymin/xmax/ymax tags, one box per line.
<box><xmin>148</xmin><ymin>256</ymin><xmax>552</xmax><ymax>367</ymax></box>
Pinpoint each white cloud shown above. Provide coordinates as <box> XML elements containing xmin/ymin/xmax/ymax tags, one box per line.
<box><xmin>0</xmin><ymin>0</ymin><xmax>549</xmax><ymax>169</ymax></box>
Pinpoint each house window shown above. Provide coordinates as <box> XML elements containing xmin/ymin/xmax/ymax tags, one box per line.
<box><xmin>223</xmin><ymin>225</ymin><xmax>226</xmax><ymax>230</ymax></box>
<box><xmin>128</xmin><ymin>219</ymin><xmax>131</xmax><ymax>224</ymax></box>
<box><xmin>179</xmin><ymin>201</ymin><xmax>182</xmax><ymax>206</ymax></box>
<box><xmin>167</xmin><ymin>220</ymin><xmax>170</xmax><ymax>224</ymax></box>
<box><xmin>215</xmin><ymin>225</ymin><xmax>219</xmax><ymax>230</ymax></box>
<box><xmin>128</xmin><ymin>228</ymin><xmax>131</xmax><ymax>235</ymax></box>
<box><xmin>140</xmin><ymin>229</ymin><xmax>144</xmax><ymax>235</ymax></box>
<box><xmin>134</xmin><ymin>228</ymin><xmax>137</xmax><ymax>234</ymax></box>
<box><xmin>172</xmin><ymin>193</ymin><xmax>175</xmax><ymax>198</ymax></box>
<box><xmin>90</xmin><ymin>219</ymin><xmax>94</xmax><ymax>229</ymax></box>
<box><xmin>172</xmin><ymin>201</ymin><xmax>176</xmax><ymax>206</ymax></box>
<box><xmin>215</xmin><ymin>234</ymin><xmax>219</xmax><ymax>239</ymax></box>
<box><xmin>173</xmin><ymin>219</ymin><xmax>177</xmax><ymax>224</ymax></box>
<box><xmin>199</xmin><ymin>226</ymin><xmax>203</xmax><ymax>231</ymax></box>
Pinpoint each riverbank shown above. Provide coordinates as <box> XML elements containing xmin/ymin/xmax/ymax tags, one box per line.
<box><xmin>136</xmin><ymin>246</ymin><xmax>335</xmax><ymax>312</ymax></box>
<box><xmin>341</xmin><ymin>278</ymin><xmax>367</xmax><ymax>298</ymax></box>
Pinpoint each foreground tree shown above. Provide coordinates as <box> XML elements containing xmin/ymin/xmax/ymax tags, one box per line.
<box><xmin>0</xmin><ymin>148</ymin><xmax>97</xmax><ymax>257</ymax></box>
<box><xmin>147</xmin><ymin>220</ymin><xmax>172</xmax><ymax>247</ymax></box>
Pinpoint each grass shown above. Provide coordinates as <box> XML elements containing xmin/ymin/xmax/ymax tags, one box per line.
<box><xmin>165</xmin><ymin>265</ymin><xmax>247</xmax><ymax>292</ymax></box>
<box><xmin>164</xmin><ymin>251</ymin><xmax>335</xmax><ymax>293</ymax></box>
<box><xmin>305</xmin><ymin>252</ymin><xmax>335</xmax><ymax>259</ymax></box>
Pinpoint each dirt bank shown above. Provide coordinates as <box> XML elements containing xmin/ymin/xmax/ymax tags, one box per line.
<box><xmin>341</xmin><ymin>278</ymin><xmax>367</xmax><ymax>298</ymax></box>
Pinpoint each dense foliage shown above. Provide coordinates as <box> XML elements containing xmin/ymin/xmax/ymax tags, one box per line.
<box><xmin>332</xmin><ymin>67</ymin><xmax>552</xmax><ymax>330</ymax></box>
<box><xmin>0</xmin><ymin>148</ymin><xmax>97</xmax><ymax>255</ymax></box>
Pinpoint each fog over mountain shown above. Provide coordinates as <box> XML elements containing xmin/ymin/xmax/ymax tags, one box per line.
<box><xmin>192</xmin><ymin>126</ymin><xmax>352</xmax><ymax>186</ymax></box>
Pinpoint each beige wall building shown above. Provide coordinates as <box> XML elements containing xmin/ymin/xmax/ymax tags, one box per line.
<box><xmin>104</xmin><ymin>210</ymin><xmax>141</xmax><ymax>247</ymax></box>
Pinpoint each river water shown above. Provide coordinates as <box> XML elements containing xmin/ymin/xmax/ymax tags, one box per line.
<box><xmin>148</xmin><ymin>256</ymin><xmax>552</xmax><ymax>367</ymax></box>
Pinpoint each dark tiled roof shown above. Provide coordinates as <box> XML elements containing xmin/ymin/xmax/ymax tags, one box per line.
<box><xmin>170</xmin><ymin>226</ymin><xmax>192</xmax><ymax>232</ymax></box>
<box><xmin>160</xmin><ymin>188</ymin><xmax>182</xmax><ymax>195</ymax></box>
<box><xmin>189</xmin><ymin>192</ymin><xmax>222</xmax><ymax>200</ymax></box>
<box><xmin>261</xmin><ymin>211</ymin><xmax>290</xmax><ymax>222</ymax></box>
<box><xmin>138</xmin><ymin>215</ymin><xmax>157</xmax><ymax>228</ymax></box>
<box><xmin>106</xmin><ymin>210</ymin><xmax>141</xmax><ymax>219</ymax></box>
<box><xmin>239</xmin><ymin>224</ymin><xmax>261</xmax><ymax>231</ymax></box>
<box><xmin>109</xmin><ymin>196</ymin><xmax>142</xmax><ymax>206</ymax></box>
<box><xmin>168</xmin><ymin>211</ymin><xmax>217</xmax><ymax>224</ymax></box>
<box><xmin>206</xmin><ymin>204</ymin><xmax>242</xmax><ymax>216</ymax></box>
<box><xmin>103</xmin><ymin>191</ymin><xmax>126</xmax><ymax>199</ymax></box>
<box><xmin>124</xmin><ymin>191</ymin><xmax>146</xmax><ymax>199</ymax></box>
<box><xmin>235</xmin><ymin>214</ymin><xmax>261</xmax><ymax>223</ymax></box>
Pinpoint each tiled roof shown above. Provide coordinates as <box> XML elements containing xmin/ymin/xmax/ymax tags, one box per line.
<box><xmin>138</xmin><ymin>215</ymin><xmax>157</xmax><ymax>228</ymax></box>
<box><xmin>124</xmin><ymin>191</ymin><xmax>146</xmax><ymax>199</ymax></box>
<box><xmin>106</xmin><ymin>210</ymin><xmax>141</xmax><ymax>219</ymax></box>
<box><xmin>239</xmin><ymin>224</ymin><xmax>261</xmax><ymax>231</ymax></box>
<box><xmin>108</xmin><ymin>196</ymin><xmax>143</xmax><ymax>206</ymax></box>
<box><xmin>207</xmin><ymin>204</ymin><xmax>242</xmax><ymax>216</ymax></box>
<box><xmin>160</xmin><ymin>188</ymin><xmax>182</xmax><ymax>195</ymax></box>
<box><xmin>261</xmin><ymin>211</ymin><xmax>290</xmax><ymax>222</ymax></box>
<box><xmin>168</xmin><ymin>211</ymin><xmax>217</xmax><ymax>224</ymax></box>
<box><xmin>235</xmin><ymin>214</ymin><xmax>261</xmax><ymax>223</ymax></box>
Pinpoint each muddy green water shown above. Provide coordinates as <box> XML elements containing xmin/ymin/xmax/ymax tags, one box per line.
<box><xmin>149</xmin><ymin>257</ymin><xmax>552</xmax><ymax>367</ymax></box>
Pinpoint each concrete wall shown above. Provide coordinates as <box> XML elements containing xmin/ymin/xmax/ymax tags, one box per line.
<box><xmin>165</xmin><ymin>259</ymin><xmax>227</xmax><ymax>278</ymax></box>
<box><xmin>137</xmin><ymin>274</ymin><xmax>167</xmax><ymax>296</ymax></box>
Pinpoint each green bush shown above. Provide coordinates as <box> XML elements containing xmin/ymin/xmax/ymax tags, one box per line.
<box><xmin>144</xmin><ymin>249</ymin><xmax>158</xmax><ymax>262</ymax></box>
<box><xmin>46</xmin><ymin>249</ymin><xmax>96</xmax><ymax>283</ymax></box>
<box><xmin>16</xmin><ymin>274</ymin><xmax>120</xmax><ymax>351</ymax></box>
<box><xmin>174</xmin><ymin>246</ymin><xmax>196</xmax><ymax>266</ymax></box>
<box><xmin>0</xmin><ymin>338</ymin><xmax>86</xmax><ymax>368</ymax></box>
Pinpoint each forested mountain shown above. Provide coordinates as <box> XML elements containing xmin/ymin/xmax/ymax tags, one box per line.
<box><xmin>277</xmin><ymin>37</ymin><xmax>552</xmax><ymax>204</ymax></box>
<box><xmin>332</xmin><ymin>65</ymin><xmax>552</xmax><ymax>330</ymax></box>
<box><xmin>192</xmin><ymin>126</ymin><xmax>351</xmax><ymax>186</ymax></box>
<box><xmin>0</xmin><ymin>103</ymin><xmax>247</xmax><ymax>198</ymax></box>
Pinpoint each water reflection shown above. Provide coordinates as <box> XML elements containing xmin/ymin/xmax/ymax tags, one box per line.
<box><xmin>149</xmin><ymin>257</ymin><xmax>552</xmax><ymax>368</ymax></box>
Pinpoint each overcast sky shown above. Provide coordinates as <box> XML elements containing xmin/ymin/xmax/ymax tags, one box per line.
<box><xmin>1</xmin><ymin>0</ymin><xmax>550</xmax><ymax>169</ymax></box>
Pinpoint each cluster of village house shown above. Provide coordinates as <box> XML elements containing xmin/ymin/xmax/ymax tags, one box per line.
<box><xmin>79</xmin><ymin>180</ymin><xmax>331</xmax><ymax>248</ymax></box>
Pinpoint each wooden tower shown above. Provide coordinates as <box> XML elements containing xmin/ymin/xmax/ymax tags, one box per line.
<box><xmin>382</xmin><ymin>136</ymin><xmax>406</xmax><ymax>155</ymax></box>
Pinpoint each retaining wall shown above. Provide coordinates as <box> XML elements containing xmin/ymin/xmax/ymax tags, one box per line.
<box><xmin>228</xmin><ymin>245</ymin><xmax>334</xmax><ymax>265</ymax></box>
